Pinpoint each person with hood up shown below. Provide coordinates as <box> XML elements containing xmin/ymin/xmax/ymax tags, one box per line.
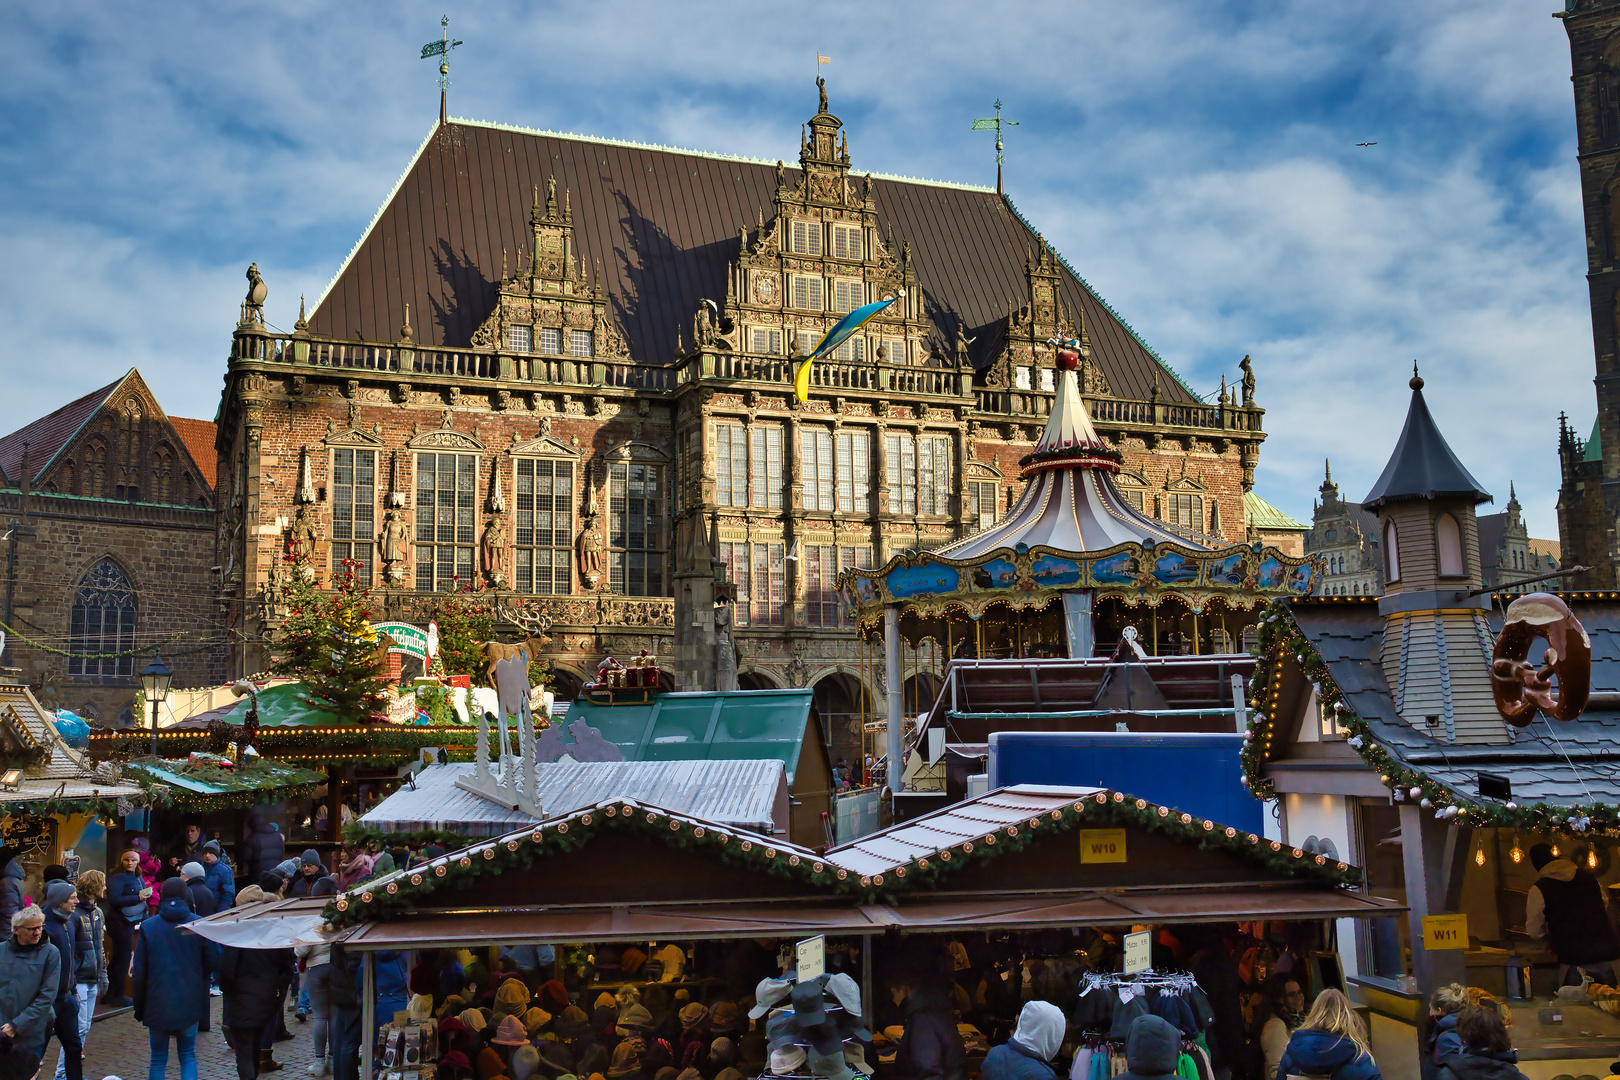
<box><xmin>1422</xmin><ymin>985</ymin><xmax>1469</xmax><ymax>1080</ymax></box>
<box><xmin>38</xmin><ymin>881</ymin><xmax>81</xmax><ymax>1080</ymax></box>
<box><xmin>132</xmin><ymin>878</ymin><xmax>217</xmax><ymax>1080</ymax></box>
<box><xmin>891</xmin><ymin>969</ymin><xmax>965</xmax><ymax>1080</ymax></box>
<box><xmin>240</xmin><ymin>810</ymin><xmax>286</xmax><ymax>888</ymax></box>
<box><xmin>980</xmin><ymin>1001</ymin><xmax>1064</xmax><ymax>1080</ymax></box>
<box><xmin>219</xmin><ymin>884</ymin><xmax>296</xmax><ymax>1079</ymax></box>
<box><xmin>0</xmin><ymin>847</ymin><xmax>24</xmax><ymax>931</ymax></box>
<box><xmin>1526</xmin><ymin>842</ymin><xmax>1620</xmax><ymax>983</ymax></box>
<box><xmin>203</xmin><ymin>840</ymin><xmax>236</xmax><ymax>913</ymax></box>
<box><xmin>287</xmin><ymin>851</ymin><xmax>327</xmax><ymax>899</ymax></box>
<box><xmin>1274</xmin><ymin>990</ymin><xmax>1381</xmax><ymax>1080</ymax></box>
<box><xmin>1435</xmin><ymin>1006</ymin><xmax>1527</xmax><ymax>1080</ymax></box>
<box><xmin>181</xmin><ymin>862</ymin><xmax>216</xmax><ymax>918</ymax></box>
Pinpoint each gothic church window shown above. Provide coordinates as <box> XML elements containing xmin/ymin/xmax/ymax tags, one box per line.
<box><xmin>608</xmin><ymin>463</ymin><xmax>665</xmax><ymax>596</ymax></box>
<box><xmin>331</xmin><ymin>449</ymin><xmax>376</xmax><ymax>585</ymax></box>
<box><xmin>790</xmin><ymin>221</ymin><xmax>822</xmax><ymax>255</ymax></box>
<box><xmin>415</xmin><ymin>453</ymin><xmax>477</xmax><ymax>591</ymax></box>
<box><xmin>539</xmin><ymin>328</ymin><xmax>562</xmax><ymax>355</ymax></box>
<box><xmin>69</xmin><ymin>558</ymin><xmax>136</xmax><ymax>681</ymax></box>
<box><xmin>515</xmin><ymin>458</ymin><xmax>574</xmax><ymax>595</ymax></box>
<box><xmin>151</xmin><ymin>444</ymin><xmax>174</xmax><ymax>503</ymax></box>
<box><xmin>1436</xmin><ymin>513</ymin><xmax>1464</xmax><ymax>577</ymax></box>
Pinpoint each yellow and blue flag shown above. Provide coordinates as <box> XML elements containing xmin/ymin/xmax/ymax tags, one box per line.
<box><xmin>793</xmin><ymin>293</ymin><xmax>901</xmax><ymax>402</ymax></box>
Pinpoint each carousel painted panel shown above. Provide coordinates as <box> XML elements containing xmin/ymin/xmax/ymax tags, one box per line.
<box><xmin>885</xmin><ymin>562</ymin><xmax>964</xmax><ymax>599</ymax></box>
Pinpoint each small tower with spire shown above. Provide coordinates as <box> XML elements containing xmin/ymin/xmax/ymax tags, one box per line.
<box><xmin>1363</xmin><ymin>365</ymin><xmax>1501</xmax><ymax>743</ymax></box>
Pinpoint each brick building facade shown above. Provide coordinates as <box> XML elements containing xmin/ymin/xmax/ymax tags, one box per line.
<box><xmin>0</xmin><ymin>370</ymin><xmax>226</xmax><ymax>723</ymax></box>
<box><xmin>215</xmin><ymin>84</ymin><xmax>1271</xmax><ymax>766</ymax></box>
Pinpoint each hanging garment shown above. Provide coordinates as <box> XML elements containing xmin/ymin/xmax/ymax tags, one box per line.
<box><xmin>1176</xmin><ymin>1052</ymin><xmax>1199</xmax><ymax>1080</ymax></box>
<box><xmin>1071</xmin><ymin>1046</ymin><xmax>1092</xmax><ymax>1080</ymax></box>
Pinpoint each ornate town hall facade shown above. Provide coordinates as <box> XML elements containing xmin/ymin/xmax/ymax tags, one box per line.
<box><xmin>215</xmin><ymin>84</ymin><xmax>1269</xmax><ymax>760</ymax></box>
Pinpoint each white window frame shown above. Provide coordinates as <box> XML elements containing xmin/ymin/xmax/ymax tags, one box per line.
<box><xmin>831</xmin><ymin>224</ymin><xmax>862</xmax><ymax>261</ymax></box>
<box><xmin>792</xmin><ymin>276</ymin><xmax>824</xmax><ymax>311</ymax></box>
<box><xmin>791</xmin><ymin>221</ymin><xmax>823</xmax><ymax>255</ymax></box>
<box><xmin>802</xmin><ymin>429</ymin><xmax>835</xmax><ymax>512</ymax></box>
<box><xmin>507</xmin><ymin>325</ymin><xmax>533</xmax><ymax>353</ymax></box>
<box><xmin>568</xmin><ymin>330</ymin><xmax>594</xmax><ymax>358</ymax></box>
<box><xmin>538</xmin><ymin>327</ymin><xmax>562</xmax><ymax>355</ymax></box>
<box><xmin>514</xmin><ymin>457</ymin><xmax>575</xmax><ymax>595</ymax></box>
<box><xmin>835</xmin><ymin>430</ymin><xmax>870</xmax><ymax>514</ymax></box>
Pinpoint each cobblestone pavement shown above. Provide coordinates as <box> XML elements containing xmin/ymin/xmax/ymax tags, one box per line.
<box><xmin>41</xmin><ymin>996</ymin><xmax>323</xmax><ymax>1079</ymax></box>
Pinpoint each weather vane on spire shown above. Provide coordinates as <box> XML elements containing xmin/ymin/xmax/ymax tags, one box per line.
<box><xmin>421</xmin><ymin>15</ymin><xmax>464</xmax><ymax>125</ymax></box>
<box><xmin>972</xmin><ymin>99</ymin><xmax>1019</xmax><ymax>196</ymax></box>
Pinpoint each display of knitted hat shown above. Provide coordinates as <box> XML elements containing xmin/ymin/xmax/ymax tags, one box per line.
<box><xmin>497</xmin><ymin>979</ymin><xmax>534</xmax><ymax>1018</ymax></box>
<box><xmin>513</xmin><ymin>1046</ymin><xmax>543</xmax><ymax>1080</ymax></box>
<box><xmin>758</xmin><ymin>974</ymin><xmax>868</xmax><ymax>1079</ymax></box>
<box><xmin>409</xmin><ymin>994</ymin><xmax>435</xmax><ymax>1022</ymax></box>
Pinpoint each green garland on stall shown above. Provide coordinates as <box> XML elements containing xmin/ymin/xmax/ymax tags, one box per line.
<box><xmin>91</xmin><ymin>725</ymin><xmax>481</xmax><ymax>767</ymax></box>
<box><xmin>342</xmin><ymin>822</ymin><xmax>472</xmax><ymax>852</ymax></box>
<box><xmin>1241</xmin><ymin>600</ymin><xmax>1620</xmax><ymax>835</ymax></box>
<box><xmin>321</xmin><ymin>788</ymin><xmax>1361</xmax><ymax>928</ymax></box>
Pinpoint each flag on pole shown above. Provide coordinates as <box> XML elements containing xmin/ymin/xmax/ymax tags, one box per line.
<box><xmin>793</xmin><ymin>293</ymin><xmax>901</xmax><ymax>403</ymax></box>
<box><xmin>818</xmin><ymin>53</ymin><xmax>832</xmax><ymax>65</ymax></box>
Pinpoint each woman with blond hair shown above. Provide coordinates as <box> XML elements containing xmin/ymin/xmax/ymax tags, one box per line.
<box><xmin>1274</xmin><ymin>989</ymin><xmax>1381</xmax><ymax>1080</ymax></box>
<box><xmin>1424</xmin><ymin>984</ymin><xmax>1469</xmax><ymax>1080</ymax></box>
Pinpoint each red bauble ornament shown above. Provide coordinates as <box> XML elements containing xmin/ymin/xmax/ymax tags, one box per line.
<box><xmin>1056</xmin><ymin>349</ymin><xmax>1080</xmax><ymax>371</ymax></box>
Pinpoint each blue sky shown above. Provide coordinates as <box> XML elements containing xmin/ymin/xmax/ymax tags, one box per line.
<box><xmin>0</xmin><ymin>1</ymin><xmax>1591</xmax><ymax>539</ymax></box>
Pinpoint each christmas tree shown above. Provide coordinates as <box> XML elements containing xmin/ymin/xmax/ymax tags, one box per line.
<box><xmin>296</xmin><ymin>560</ymin><xmax>390</xmax><ymax>724</ymax></box>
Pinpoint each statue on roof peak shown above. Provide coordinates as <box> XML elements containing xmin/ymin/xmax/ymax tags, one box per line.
<box><xmin>817</xmin><ymin>75</ymin><xmax>828</xmax><ymax>115</ymax></box>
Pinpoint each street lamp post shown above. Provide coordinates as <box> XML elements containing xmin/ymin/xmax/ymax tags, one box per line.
<box><xmin>139</xmin><ymin>654</ymin><xmax>173</xmax><ymax>756</ymax></box>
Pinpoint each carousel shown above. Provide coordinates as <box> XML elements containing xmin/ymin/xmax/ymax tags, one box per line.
<box><xmin>839</xmin><ymin>346</ymin><xmax>1320</xmax><ymax>774</ymax></box>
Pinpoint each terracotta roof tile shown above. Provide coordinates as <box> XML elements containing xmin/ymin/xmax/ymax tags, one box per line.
<box><xmin>311</xmin><ymin>119</ymin><xmax>1198</xmax><ymax>404</ymax></box>
<box><xmin>168</xmin><ymin>417</ymin><xmax>218</xmax><ymax>491</ymax></box>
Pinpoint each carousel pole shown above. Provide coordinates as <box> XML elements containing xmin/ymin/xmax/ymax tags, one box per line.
<box><xmin>884</xmin><ymin>605</ymin><xmax>903</xmax><ymax>794</ymax></box>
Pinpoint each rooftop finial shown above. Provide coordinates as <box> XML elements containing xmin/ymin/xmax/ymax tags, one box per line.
<box><xmin>420</xmin><ymin>16</ymin><xmax>463</xmax><ymax>125</ymax></box>
<box><xmin>1410</xmin><ymin>361</ymin><xmax>1423</xmax><ymax>391</ymax></box>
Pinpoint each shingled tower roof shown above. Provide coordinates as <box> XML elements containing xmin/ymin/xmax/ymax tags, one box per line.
<box><xmin>1361</xmin><ymin>368</ymin><xmax>1491</xmax><ymax>511</ymax></box>
<box><xmin>307</xmin><ymin>110</ymin><xmax>1200</xmax><ymax>403</ymax></box>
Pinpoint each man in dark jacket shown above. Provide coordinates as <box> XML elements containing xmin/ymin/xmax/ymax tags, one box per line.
<box><xmin>181</xmin><ymin>862</ymin><xmax>216</xmax><ymax>917</ymax></box>
<box><xmin>286</xmin><ymin>850</ymin><xmax>327</xmax><ymax>898</ymax></box>
<box><xmin>167</xmin><ymin>822</ymin><xmax>207</xmax><ymax>877</ymax></box>
<box><xmin>0</xmin><ymin>848</ymin><xmax>24</xmax><ymax>932</ymax></box>
<box><xmin>980</xmin><ymin>1001</ymin><xmax>1063</xmax><ymax>1080</ymax></box>
<box><xmin>38</xmin><ymin>882</ymin><xmax>80</xmax><ymax>1080</ymax></box>
<box><xmin>240</xmin><ymin>810</ymin><xmax>285</xmax><ymax>888</ymax></box>
<box><xmin>0</xmin><ymin>905</ymin><xmax>59</xmax><ymax>1080</ymax></box>
<box><xmin>133</xmin><ymin>878</ymin><xmax>217</xmax><ymax>1080</ymax></box>
<box><xmin>1117</xmin><ymin>1015</ymin><xmax>1181</xmax><ymax>1080</ymax></box>
<box><xmin>219</xmin><ymin>885</ymin><xmax>294</xmax><ymax>1079</ymax></box>
<box><xmin>1526</xmin><ymin>843</ymin><xmax>1620</xmax><ymax>983</ymax></box>
<box><xmin>892</xmin><ymin>976</ymin><xmax>964</xmax><ymax>1080</ymax></box>
<box><xmin>203</xmin><ymin>840</ymin><xmax>235</xmax><ymax>913</ymax></box>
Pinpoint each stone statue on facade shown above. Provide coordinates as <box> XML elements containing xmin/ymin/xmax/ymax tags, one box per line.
<box><xmin>288</xmin><ymin>504</ymin><xmax>319</xmax><ymax>573</ymax></box>
<box><xmin>715</xmin><ymin>601</ymin><xmax>738</xmax><ymax>691</ymax></box>
<box><xmin>481</xmin><ymin>515</ymin><xmax>507</xmax><ymax>587</ymax></box>
<box><xmin>379</xmin><ymin>508</ymin><xmax>410</xmax><ymax>583</ymax></box>
<box><xmin>817</xmin><ymin>76</ymin><xmax>828</xmax><ymax>115</ymax></box>
<box><xmin>579</xmin><ymin>515</ymin><xmax>605</xmax><ymax>590</ymax></box>
<box><xmin>1240</xmin><ymin>354</ymin><xmax>1256</xmax><ymax>406</ymax></box>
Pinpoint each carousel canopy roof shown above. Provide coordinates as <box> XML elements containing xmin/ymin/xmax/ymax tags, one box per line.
<box><xmin>938</xmin><ymin>359</ymin><xmax>1202</xmax><ymax>561</ymax></box>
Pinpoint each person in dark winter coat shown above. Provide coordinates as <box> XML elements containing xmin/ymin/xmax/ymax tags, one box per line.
<box><xmin>892</xmin><ymin>977</ymin><xmax>965</xmax><ymax>1080</ymax></box>
<box><xmin>0</xmin><ymin>847</ymin><xmax>24</xmax><ymax>932</ymax></box>
<box><xmin>104</xmin><ymin>849</ymin><xmax>149</xmax><ymax>1008</ymax></box>
<box><xmin>287</xmin><ymin>850</ymin><xmax>328</xmax><ymax>898</ymax></box>
<box><xmin>980</xmin><ymin>1001</ymin><xmax>1064</xmax><ymax>1080</ymax></box>
<box><xmin>1526</xmin><ymin>842</ymin><xmax>1620</xmax><ymax>983</ymax></box>
<box><xmin>181</xmin><ymin>862</ymin><xmax>216</xmax><ymax>918</ymax></box>
<box><xmin>203</xmin><ymin>840</ymin><xmax>235</xmax><ymax>912</ymax></box>
<box><xmin>1275</xmin><ymin>990</ymin><xmax>1381</xmax><ymax>1080</ymax></box>
<box><xmin>1436</xmin><ymin>1006</ymin><xmax>1527</xmax><ymax>1080</ymax></box>
<box><xmin>38</xmin><ymin>882</ymin><xmax>81</xmax><ymax>1080</ymax></box>
<box><xmin>1422</xmin><ymin>985</ymin><xmax>1468</xmax><ymax>1080</ymax></box>
<box><xmin>54</xmin><ymin>872</ymin><xmax>105</xmax><ymax>1080</ymax></box>
<box><xmin>240</xmin><ymin>810</ymin><xmax>285</xmax><ymax>888</ymax></box>
<box><xmin>0</xmin><ymin>905</ymin><xmax>59</xmax><ymax>1080</ymax></box>
<box><xmin>133</xmin><ymin>877</ymin><xmax>217</xmax><ymax>1080</ymax></box>
<box><xmin>1116</xmin><ymin>1015</ymin><xmax>1182</xmax><ymax>1080</ymax></box>
<box><xmin>219</xmin><ymin>884</ymin><xmax>295</xmax><ymax>1079</ymax></box>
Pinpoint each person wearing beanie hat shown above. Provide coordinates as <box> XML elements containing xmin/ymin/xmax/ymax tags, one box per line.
<box><xmin>179</xmin><ymin>861</ymin><xmax>215</xmax><ymax>918</ymax></box>
<box><xmin>201</xmin><ymin>839</ymin><xmax>235</xmax><ymax>913</ymax></box>
<box><xmin>132</xmin><ymin>876</ymin><xmax>215</xmax><ymax>1080</ymax></box>
<box><xmin>39</xmin><ymin>880</ymin><xmax>83</xmax><ymax>1080</ymax></box>
<box><xmin>513</xmin><ymin>1045</ymin><xmax>543</xmax><ymax>1080</ymax></box>
<box><xmin>287</xmin><ymin>851</ymin><xmax>327</xmax><ymax>899</ymax></box>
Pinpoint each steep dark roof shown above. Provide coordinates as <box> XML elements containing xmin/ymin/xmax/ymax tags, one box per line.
<box><xmin>1361</xmin><ymin>378</ymin><xmax>1490</xmax><ymax>510</ymax></box>
<box><xmin>310</xmin><ymin>118</ymin><xmax>1198</xmax><ymax>403</ymax></box>
<box><xmin>1289</xmin><ymin>600</ymin><xmax>1620</xmax><ymax>807</ymax></box>
<box><xmin>0</xmin><ymin>372</ymin><xmax>128</xmax><ymax>483</ymax></box>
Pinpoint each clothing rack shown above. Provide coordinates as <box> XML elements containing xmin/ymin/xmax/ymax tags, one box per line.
<box><xmin>1078</xmin><ymin>969</ymin><xmax>1198</xmax><ymax>994</ymax></box>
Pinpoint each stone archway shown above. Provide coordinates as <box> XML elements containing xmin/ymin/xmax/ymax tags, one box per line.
<box><xmin>548</xmin><ymin>667</ymin><xmax>585</xmax><ymax>702</ymax></box>
<box><xmin>738</xmin><ymin>670</ymin><xmax>780</xmax><ymax>691</ymax></box>
<box><xmin>812</xmin><ymin>671</ymin><xmax>874</xmax><ymax>780</ymax></box>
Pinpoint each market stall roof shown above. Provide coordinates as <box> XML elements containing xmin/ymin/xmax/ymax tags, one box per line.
<box><xmin>0</xmin><ymin>683</ymin><xmax>144</xmax><ymax>810</ymax></box>
<box><xmin>176</xmin><ymin>681</ymin><xmax>323</xmax><ymax>728</ymax></box>
<box><xmin>1256</xmin><ymin>596</ymin><xmax>1620</xmax><ymax>813</ymax></box>
<box><xmin>359</xmin><ymin>758</ymin><xmax>788</xmax><ymax>837</ymax></box>
<box><xmin>561</xmin><ymin>690</ymin><xmax>818</xmax><ymax>785</ymax></box>
<box><xmin>937</xmin><ymin>359</ymin><xmax>1199</xmax><ymax>561</ymax></box>
<box><xmin>122</xmin><ymin>756</ymin><xmax>326</xmax><ymax>810</ymax></box>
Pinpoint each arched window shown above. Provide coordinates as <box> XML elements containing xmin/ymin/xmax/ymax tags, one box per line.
<box><xmin>1384</xmin><ymin>520</ymin><xmax>1401</xmax><ymax>582</ymax></box>
<box><xmin>69</xmin><ymin>559</ymin><xmax>137</xmax><ymax>681</ymax></box>
<box><xmin>1436</xmin><ymin>513</ymin><xmax>1464</xmax><ymax>577</ymax></box>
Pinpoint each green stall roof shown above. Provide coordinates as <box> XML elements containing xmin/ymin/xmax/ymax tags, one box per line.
<box><xmin>566</xmin><ymin>690</ymin><xmax>818</xmax><ymax>785</ymax></box>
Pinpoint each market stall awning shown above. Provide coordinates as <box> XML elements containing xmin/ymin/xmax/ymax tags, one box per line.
<box><xmin>123</xmin><ymin>756</ymin><xmax>326</xmax><ymax>810</ymax></box>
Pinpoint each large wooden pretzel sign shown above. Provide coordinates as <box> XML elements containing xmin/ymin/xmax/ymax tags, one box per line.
<box><xmin>1491</xmin><ymin>592</ymin><xmax>1591</xmax><ymax>725</ymax></box>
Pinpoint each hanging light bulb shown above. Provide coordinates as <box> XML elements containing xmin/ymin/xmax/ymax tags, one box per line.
<box><xmin>1552</xmin><ymin>842</ymin><xmax>1562</xmax><ymax>858</ymax></box>
<box><xmin>1475</xmin><ymin>847</ymin><xmax>1486</xmax><ymax>867</ymax></box>
<box><xmin>1510</xmin><ymin>832</ymin><xmax>1524</xmax><ymax>863</ymax></box>
<box><xmin>1590</xmin><ymin>849</ymin><xmax>1600</xmax><ymax>871</ymax></box>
